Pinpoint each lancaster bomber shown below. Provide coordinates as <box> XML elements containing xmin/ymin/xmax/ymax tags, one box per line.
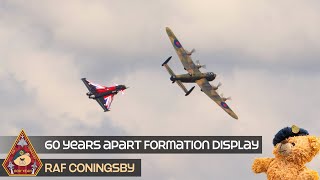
<box><xmin>81</xmin><ymin>78</ymin><xmax>128</xmax><ymax>112</ymax></box>
<box><xmin>162</xmin><ymin>27</ymin><xmax>238</xmax><ymax>119</ymax></box>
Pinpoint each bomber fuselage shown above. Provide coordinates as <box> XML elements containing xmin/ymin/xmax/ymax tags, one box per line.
<box><xmin>170</xmin><ymin>72</ymin><xmax>216</xmax><ymax>83</ymax></box>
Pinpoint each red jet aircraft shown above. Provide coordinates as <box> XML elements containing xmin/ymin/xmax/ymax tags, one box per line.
<box><xmin>81</xmin><ymin>78</ymin><xmax>128</xmax><ymax>112</ymax></box>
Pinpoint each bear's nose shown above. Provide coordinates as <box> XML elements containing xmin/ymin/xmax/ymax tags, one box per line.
<box><xmin>281</xmin><ymin>139</ymin><xmax>288</xmax><ymax>144</ymax></box>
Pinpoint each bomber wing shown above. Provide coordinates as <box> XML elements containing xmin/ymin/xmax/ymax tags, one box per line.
<box><xmin>165</xmin><ymin>27</ymin><xmax>201</xmax><ymax>75</ymax></box>
<box><xmin>196</xmin><ymin>78</ymin><xmax>238</xmax><ymax>119</ymax></box>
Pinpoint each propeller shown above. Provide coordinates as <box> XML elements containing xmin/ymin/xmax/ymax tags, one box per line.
<box><xmin>213</xmin><ymin>82</ymin><xmax>222</xmax><ymax>90</ymax></box>
<box><xmin>216</xmin><ymin>82</ymin><xmax>222</xmax><ymax>88</ymax></box>
<box><xmin>187</xmin><ymin>48</ymin><xmax>196</xmax><ymax>55</ymax></box>
<box><xmin>220</xmin><ymin>93</ymin><xmax>231</xmax><ymax>101</ymax></box>
<box><xmin>196</xmin><ymin>60</ymin><xmax>206</xmax><ymax>69</ymax></box>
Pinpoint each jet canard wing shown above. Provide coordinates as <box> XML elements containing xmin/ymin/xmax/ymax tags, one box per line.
<box><xmin>165</xmin><ymin>27</ymin><xmax>201</xmax><ymax>75</ymax></box>
<box><xmin>96</xmin><ymin>94</ymin><xmax>114</xmax><ymax>112</ymax></box>
<box><xmin>196</xmin><ymin>78</ymin><xmax>238</xmax><ymax>119</ymax></box>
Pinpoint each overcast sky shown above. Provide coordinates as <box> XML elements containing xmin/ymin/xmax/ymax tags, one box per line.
<box><xmin>1</xmin><ymin>0</ymin><xmax>320</xmax><ymax>179</ymax></box>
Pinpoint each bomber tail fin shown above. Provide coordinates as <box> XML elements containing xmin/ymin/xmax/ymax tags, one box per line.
<box><xmin>185</xmin><ymin>86</ymin><xmax>195</xmax><ymax>96</ymax></box>
<box><xmin>162</xmin><ymin>56</ymin><xmax>195</xmax><ymax>96</ymax></box>
<box><xmin>162</xmin><ymin>56</ymin><xmax>175</xmax><ymax>77</ymax></box>
<box><xmin>162</xmin><ymin>56</ymin><xmax>172</xmax><ymax>66</ymax></box>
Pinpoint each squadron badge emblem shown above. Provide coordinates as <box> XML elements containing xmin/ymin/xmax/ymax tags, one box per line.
<box><xmin>2</xmin><ymin>129</ymin><xmax>42</xmax><ymax>176</ymax></box>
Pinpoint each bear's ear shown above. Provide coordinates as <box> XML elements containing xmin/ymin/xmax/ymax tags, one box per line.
<box><xmin>308</xmin><ymin>136</ymin><xmax>320</xmax><ymax>153</ymax></box>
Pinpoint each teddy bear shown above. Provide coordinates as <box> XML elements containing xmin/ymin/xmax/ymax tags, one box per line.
<box><xmin>13</xmin><ymin>149</ymin><xmax>31</xmax><ymax>166</ymax></box>
<box><xmin>252</xmin><ymin>125</ymin><xmax>320</xmax><ymax>180</ymax></box>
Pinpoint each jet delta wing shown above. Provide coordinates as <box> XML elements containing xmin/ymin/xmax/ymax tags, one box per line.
<box><xmin>81</xmin><ymin>78</ymin><xmax>107</xmax><ymax>95</ymax></box>
<box><xmin>81</xmin><ymin>78</ymin><xmax>97</xmax><ymax>95</ymax></box>
<box><xmin>95</xmin><ymin>96</ymin><xmax>111</xmax><ymax>112</ymax></box>
<box><xmin>96</xmin><ymin>94</ymin><xmax>114</xmax><ymax>112</ymax></box>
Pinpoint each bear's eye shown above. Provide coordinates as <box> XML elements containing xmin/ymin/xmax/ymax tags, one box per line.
<box><xmin>291</xmin><ymin>142</ymin><xmax>295</xmax><ymax>146</ymax></box>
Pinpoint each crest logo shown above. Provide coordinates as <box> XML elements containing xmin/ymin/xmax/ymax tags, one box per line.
<box><xmin>2</xmin><ymin>129</ymin><xmax>42</xmax><ymax>176</ymax></box>
<box><xmin>174</xmin><ymin>39</ymin><xmax>182</xmax><ymax>48</ymax></box>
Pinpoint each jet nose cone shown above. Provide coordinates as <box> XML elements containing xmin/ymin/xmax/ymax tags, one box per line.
<box><xmin>122</xmin><ymin>85</ymin><xmax>128</xmax><ymax>90</ymax></box>
<box><xmin>166</xmin><ymin>27</ymin><xmax>172</xmax><ymax>33</ymax></box>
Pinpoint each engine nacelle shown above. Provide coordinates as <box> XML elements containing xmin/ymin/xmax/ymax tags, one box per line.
<box><xmin>195</xmin><ymin>60</ymin><xmax>205</xmax><ymax>69</ymax></box>
<box><xmin>89</xmin><ymin>94</ymin><xmax>95</xmax><ymax>99</ymax></box>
